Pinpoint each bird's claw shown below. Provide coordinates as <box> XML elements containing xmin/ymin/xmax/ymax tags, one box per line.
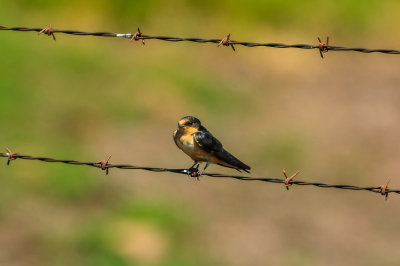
<box><xmin>196</xmin><ymin>169</ymin><xmax>204</xmax><ymax>177</ymax></box>
<box><xmin>186</xmin><ymin>164</ymin><xmax>203</xmax><ymax>180</ymax></box>
<box><xmin>186</xmin><ymin>164</ymin><xmax>198</xmax><ymax>175</ymax></box>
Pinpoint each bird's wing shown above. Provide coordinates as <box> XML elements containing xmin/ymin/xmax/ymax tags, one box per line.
<box><xmin>194</xmin><ymin>130</ymin><xmax>251</xmax><ymax>173</ymax></box>
<box><xmin>193</xmin><ymin>130</ymin><xmax>223</xmax><ymax>153</ymax></box>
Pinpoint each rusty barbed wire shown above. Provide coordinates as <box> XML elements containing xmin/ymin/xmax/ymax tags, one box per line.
<box><xmin>1</xmin><ymin>150</ymin><xmax>399</xmax><ymax>199</ymax></box>
<box><xmin>1</xmin><ymin>25</ymin><xmax>400</xmax><ymax>56</ymax></box>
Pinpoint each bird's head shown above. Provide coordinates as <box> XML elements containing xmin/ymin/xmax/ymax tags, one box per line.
<box><xmin>178</xmin><ymin>116</ymin><xmax>201</xmax><ymax>129</ymax></box>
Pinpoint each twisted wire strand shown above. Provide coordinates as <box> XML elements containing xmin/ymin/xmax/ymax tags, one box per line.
<box><xmin>1</xmin><ymin>25</ymin><xmax>400</xmax><ymax>54</ymax></box>
<box><xmin>1</xmin><ymin>152</ymin><xmax>398</xmax><ymax>196</ymax></box>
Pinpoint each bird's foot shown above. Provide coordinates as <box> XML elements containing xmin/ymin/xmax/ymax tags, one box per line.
<box><xmin>191</xmin><ymin>169</ymin><xmax>205</xmax><ymax>181</ymax></box>
<box><xmin>196</xmin><ymin>169</ymin><xmax>204</xmax><ymax>177</ymax></box>
<box><xmin>186</xmin><ymin>164</ymin><xmax>202</xmax><ymax>181</ymax></box>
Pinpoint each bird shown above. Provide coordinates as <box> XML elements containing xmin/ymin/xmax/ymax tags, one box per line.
<box><xmin>173</xmin><ymin>116</ymin><xmax>250</xmax><ymax>177</ymax></box>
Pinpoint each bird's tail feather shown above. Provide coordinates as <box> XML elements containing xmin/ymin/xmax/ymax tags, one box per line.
<box><xmin>215</xmin><ymin>150</ymin><xmax>251</xmax><ymax>173</ymax></box>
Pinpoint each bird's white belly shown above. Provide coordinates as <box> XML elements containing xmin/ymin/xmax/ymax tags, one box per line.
<box><xmin>177</xmin><ymin>139</ymin><xmax>195</xmax><ymax>155</ymax></box>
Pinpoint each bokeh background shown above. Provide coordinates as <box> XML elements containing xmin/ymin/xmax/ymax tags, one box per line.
<box><xmin>1</xmin><ymin>1</ymin><xmax>400</xmax><ymax>265</ymax></box>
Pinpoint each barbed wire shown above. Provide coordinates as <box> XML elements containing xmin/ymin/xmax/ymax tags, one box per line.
<box><xmin>1</xmin><ymin>150</ymin><xmax>398</xmax><ymax>199</ymax></box>
<box><xmin>1</xmin><ymin>25</ymin><xmax>400</xmax><ymax>57</ymax></box>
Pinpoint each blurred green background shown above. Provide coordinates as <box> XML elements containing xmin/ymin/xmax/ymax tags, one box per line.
<box><xmin>1</xmin><ymin>0</ymin><xmax>400</xmax><ymax>265</ymax></box>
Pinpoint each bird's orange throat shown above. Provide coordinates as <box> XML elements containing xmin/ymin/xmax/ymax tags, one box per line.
<box><xmin>177</xmin><ymin>126</ymin><xmax>198</xmax><ymax>136</ymax></box>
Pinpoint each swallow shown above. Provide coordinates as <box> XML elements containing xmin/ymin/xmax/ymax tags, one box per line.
<box><xmin>173</xmin><ymin>116</ymin><xmax>250</xmax><ymax>177</ymax></box>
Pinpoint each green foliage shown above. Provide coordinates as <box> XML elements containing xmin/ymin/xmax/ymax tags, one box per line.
<box><xmin>256</xmin><ymin>133</ymin><xmax>306</xmax><ymax>170</ymax></box>
<box><xmin>0</xmin><ymin>1</ymin><xmax>399</xmax><ymax>265</ymax></box>
<box><xmin>155</xmin><ymin>65</ymin><xmax>251</xmax><ymax>113</ymax></box>
<box><xmin>75</xmin><ymin>200</ymin><xmax>218</xmax><ymax>266</ymax></box>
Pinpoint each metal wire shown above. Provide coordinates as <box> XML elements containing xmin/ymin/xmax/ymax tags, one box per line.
<box><xmin>1</xmin><ymin>152</ymin><xmax>398</xmax><ymax>197</ymax></box>
<box><xmin>1</xmin><ymin>25</ymin><xmax>400</xmax><ymax>55</ymax></box>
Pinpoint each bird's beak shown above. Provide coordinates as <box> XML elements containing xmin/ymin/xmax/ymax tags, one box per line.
<box><xmin>178</xmin><ymin>123</ymin><xmax>183</xmax><ymax>128</ymax></box>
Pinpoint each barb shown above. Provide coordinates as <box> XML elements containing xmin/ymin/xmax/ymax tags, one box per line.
<box><xmin>1</xmin><ymin>151</ymin><xmax>399</xmax><ymax>198</ymax></box>
<box><xmin>38</xmin><ymin>24</ymin><xmax>56</xmax><ymax>41</ymax></box>
<box><xmin>0</xmin><ymin>25</ymin><xmax>399</xmax><ymax>55</ymax></box>
<box><xmin>283</xmin><ymin>170</ymin><xmax>299</xmax><ymax>190</ymax></box>
<box><xmin>218</xmin><ymin>33</ymin><xmax>235</xmax><ymax>51</ymax></box>
<box><xmin>95</xmin><ymin>155</ymin><xmax>112</xmax><ymax>175</ymax></box>
<box><xmin>375</xmin><ymin>179</ymin><xmax>391</xmax><ymax>200</ymax></box>
<box><xmin>318</xmin><ymin>36</ymin><xmax>329</xmax><ymax>58</ymax></box>
<box><xmin>5</xmin><ymin>148</ymin><xmax>18</xmax><ymax>165</ymax></box>
<box><xmin>130</xmin><ymin>27</ymin><xmax>145</xmax><ymax>45</ymax></box>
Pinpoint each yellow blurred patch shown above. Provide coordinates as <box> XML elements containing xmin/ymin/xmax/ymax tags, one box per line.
<box><xmin>110</xmin><ymin>219</ymin><xmax>170</xmax><ymax>264</ymax></box>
